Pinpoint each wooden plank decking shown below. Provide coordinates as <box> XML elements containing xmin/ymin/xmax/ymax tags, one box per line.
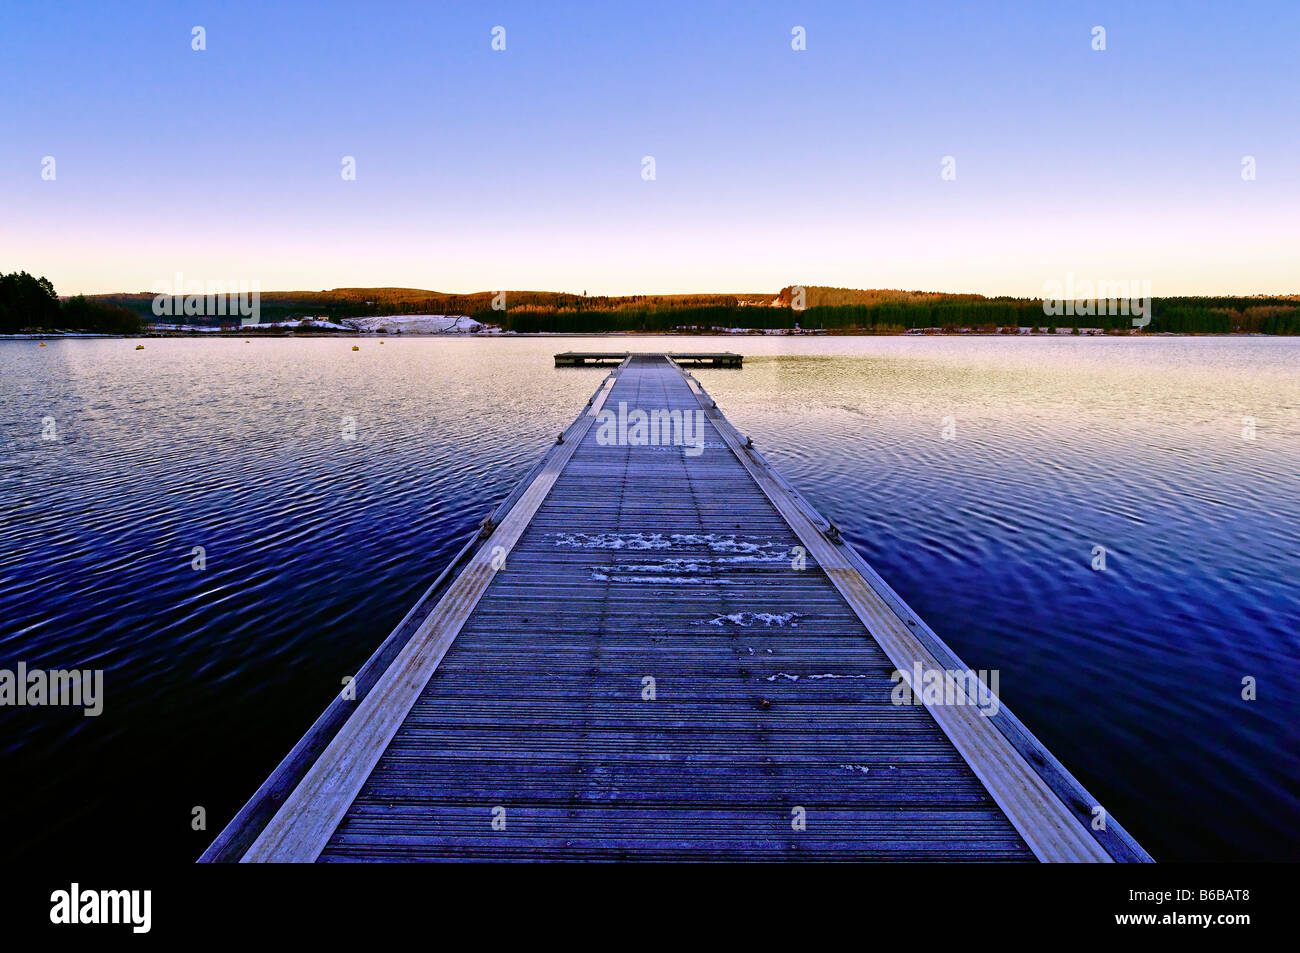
<box><xmin>203</xmin><ymin>354</ymin><xmax>1150</xmax><ymax>863</ymax></box>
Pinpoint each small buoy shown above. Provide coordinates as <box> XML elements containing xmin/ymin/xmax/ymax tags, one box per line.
<box><xmin>351</xmin><ymin>345</ymin><xmax>359</xmax><ymax>351</ymax></box>
<box><xmin>39</xmin><ymin>342</ymin><xmax>47</xmax><ymax>347</ymax></box>
<box><xmin>135</xmin><ymin>344</ymin><xmax>145</xmax><ymax>350</ymax></box>
<box><xmin>244</xmin><ymin>340</ymin><xmax>250</xmax><ymax>343</ymax></box>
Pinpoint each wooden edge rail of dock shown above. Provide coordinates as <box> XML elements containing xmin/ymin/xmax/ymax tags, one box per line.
<box><xmin>202</xmin><ymin>354</ymin><xmax>1150</xmax><ymax>863</ymax></box>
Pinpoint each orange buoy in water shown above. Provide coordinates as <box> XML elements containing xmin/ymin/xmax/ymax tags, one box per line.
<box><xmin>351</xmin><ymin>345</ymin><xmax>359</xmax><ymax>351</ymax></box>
<box><xmin>39</xmin><ymin>342</ymin><xmax>47</xmax><ymax>347</ymax></box>
<box><xmin>135</xmin><ymin>344</ymin><xmax>145</xmax><ymax>350</ymax></box>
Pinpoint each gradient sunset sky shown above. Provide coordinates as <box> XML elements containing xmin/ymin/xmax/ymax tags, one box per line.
<box><xmin>2</xmin><ymin>0</ymin><xmax>1296</xmax><ymax>297</ymax></box>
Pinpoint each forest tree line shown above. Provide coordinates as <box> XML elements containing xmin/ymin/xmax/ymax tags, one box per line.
<box><xmin>477</xmin><ymin>297</ymin><xmax>1300</xmax><ymax>335</ymax></box>
<box><xmin>0</xmin><ymin>272</ymin><xmax>145</xmax><ymax>334</ymax></box>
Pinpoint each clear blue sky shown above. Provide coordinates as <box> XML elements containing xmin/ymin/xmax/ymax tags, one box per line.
<box><xmin>1</xmin><ymin>0</ymin><xmax>1296</xmax><ymax>296</ymax></box>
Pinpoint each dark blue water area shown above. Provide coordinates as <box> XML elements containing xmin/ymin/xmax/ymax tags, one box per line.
<box><xmin>0</xmin><ymin>337</ymin><xmax>600</xmax><ymax>862</ymax></box>
<box><xmin>794</xmin><ymin>451</ymin><xmax>1298</xmax><ymax>863</ymax></box>
<box><xmin>1</xmin><ymin>335</ymin><xmax>1297</xmax><ymax>861</ymax></box>
<box><xmin>696</xmin><ymin>339</ymin><xmax>1300</xmax><ymax>862</ymax></box>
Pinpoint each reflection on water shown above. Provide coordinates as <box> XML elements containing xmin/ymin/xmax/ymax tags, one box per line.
<box><xmin>1</xmin><ymin>335</ymin><xmax>1296</xmax><ymax>861</ymax></box>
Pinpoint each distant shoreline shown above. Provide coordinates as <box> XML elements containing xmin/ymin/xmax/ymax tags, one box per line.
<box><xmin>11</xmin><ymin>281</ymin><xmax>1297</xmax><ymax>335</ymax></box>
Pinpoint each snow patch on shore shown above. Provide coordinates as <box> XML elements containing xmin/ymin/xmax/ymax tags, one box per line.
<box><xmin>346</xmin><ymin>314</ymin><xmax>484</xmax><ymax>334</ymax></box>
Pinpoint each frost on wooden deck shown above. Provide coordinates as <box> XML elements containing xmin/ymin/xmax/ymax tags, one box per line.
<box><xmin>317</xmin><ymin>356</ymin><xmax>1030</xmax><ymax>861</ymax></box>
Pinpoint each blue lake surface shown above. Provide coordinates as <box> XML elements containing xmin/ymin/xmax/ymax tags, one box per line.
<box><xmin>1</xmin><ymin>335</ymin><xmax>1296</xmax><ymax>861</ymax></box>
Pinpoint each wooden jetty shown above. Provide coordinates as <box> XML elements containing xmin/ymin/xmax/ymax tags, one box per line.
<box><xmin>202</xmin><ymin>354</ymin><xmax>1149</xmax><ymax>862</ymax></box>
<box><xmin>556</xmin><ymin>351</ymin><xmax>742</xmax><ymax>367</ymax></box>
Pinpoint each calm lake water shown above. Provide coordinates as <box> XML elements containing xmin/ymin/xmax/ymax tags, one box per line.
<box><xmin>2</xmin><ymin>335</ymin><xmax>1297</xmax><ymax>862</ymax></box>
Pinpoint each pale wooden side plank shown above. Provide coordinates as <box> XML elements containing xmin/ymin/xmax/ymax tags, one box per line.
<box><xmin>689</xmin><ymin>371</ymin><xmax>1111</xmax><ymax>863</ymax></box>
<box><xmin>241</xmin><ymin>375</ymin><xmax>617</xmax><ymax>862</ymax></box>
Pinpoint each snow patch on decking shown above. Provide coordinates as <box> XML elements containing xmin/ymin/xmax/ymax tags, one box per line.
<box><xmin>703</xmin><ymin>611</ymin><xmax>801</xmax><ymax>627</ymax></box>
